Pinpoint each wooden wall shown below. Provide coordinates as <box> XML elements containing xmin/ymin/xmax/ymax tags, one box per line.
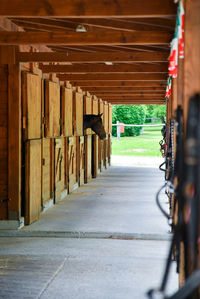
<box><xmin>0</xmin><ymin>65</ymin><xmax>8</xmax><ymax>220</ymax></box>
<box><xmin>0</xmin><ymin>60</ymin><xmax>112</xmax><ymax>225</ymax></box>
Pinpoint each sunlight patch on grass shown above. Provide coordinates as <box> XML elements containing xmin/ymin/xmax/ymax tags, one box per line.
<box><xmin>111</xmin><ymin>126</ymin><xmax>163</xmax><ymax>157</ymax></box>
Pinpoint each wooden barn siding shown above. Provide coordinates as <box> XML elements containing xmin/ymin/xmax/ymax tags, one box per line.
<box><xmin>0</xmin><ymin>60</ymin><xmax>111</xmax><ymax>222</ymax></box>
<box><xmin>0</xmin><ymin>65</ymin><xmax>8</xmax><ymax>219</ymax></box>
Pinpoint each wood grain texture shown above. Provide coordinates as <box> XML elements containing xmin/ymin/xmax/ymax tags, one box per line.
<box><xmin>183</xmin><ymin>0</ymin><xmax>200</xmax><ymax>128</ymax></box>
<box><xmin>54</xmin><ymin>138</ymin><xmax>65</xmax><ymax>203</ymax></box>
<box><xmin>44</xmin><ymin>80</ymin><xmax>60</xmax><ymax>137</ymax></box>
<box><xmin>0</xmin><ymin>64</ymin><xmax>8</xmax><ymax>219</ymax></box>
<box><xmin>0</xmin><ymin>31</ymin><xmax>172</xmax><ymax>45</ymax></box>
<box><xmin>41</xmin><ymin>138</ymin><xmax>54</xmax><ymax>208</ymax></box>
<box><xmin>22</xmin><ymin>72</ymin><xmax>42</xmax><ymax>140</ymax></box>
<box><xmin>68</xmin><ymin>136</ymin><xmax>76</xmax><ymax>193</ymax></box>
<box><xmin>70</xmin><ymin>81</ymin><xmax>167</xmax><ymax>87</ymax></box>
<box><xmin>0</xmin><ymin>0</ymin><xmax>177</xmax><ymax>17</ymax></box>
<box><xmin>92</xmin><ymin>134</ymin><xmax>98</xmax><ymax>178</ymax></box>
<box><xmin>8</xmin><ymin>60</ymin><xmax>21</xmax><ymax>220</ymax></box>
<box><xmin>83</xmin><ymin>95</ymin><xmax>92</xmax><ymax>135</ymax></box>
<box><xmin>17</xmin><ymin>51</ymin><xmax>169</xmax><ymax>63</ymax></box>
<box><xmin>61</xmin><ymin>86</ymin><xmax>73</xmax><ymax>137</ymax></box>
<box><xmin>41</xmin><ymin>63</ymin><xmax>168</xmax><ymax>73</ymax></box>
<box><xmin>76</xmin><ymin>136</ymin><xmax>84</xmax><ymax>186</ymax></box>
<box><xmin>25</xmin><ymin>139</ymin><xmax>41</xmax><ymax>225</ymax></box>
<box><xmin>84</xmin><ymin>135</ymin><xmax>92</xmax><ymax>183</ymax></box>
<box><xmin>58</xmin><ymin>73</ymin><xmax>167</xmax><ymax>81</ymax></box>
<box><xmin>73</xmin><ymin>92</ymin><xmax>83</xmax><ymax>136</ymax></box>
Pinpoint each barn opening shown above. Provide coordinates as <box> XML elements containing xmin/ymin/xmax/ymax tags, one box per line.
<box><xmin>0</xmin><ymin>0</ymin><xmax>200</xmax><ymax>298</ymax></box>
<box><xmin>111</xmin><ymin>104</ymin><xmax>166</xmax><ymax>168</ymax></box>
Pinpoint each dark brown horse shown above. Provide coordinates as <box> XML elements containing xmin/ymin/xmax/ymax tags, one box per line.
<box><xmin>83</xmin><ymin>113</ymin><xmax>106</xmax><ymax>140</ymax></box>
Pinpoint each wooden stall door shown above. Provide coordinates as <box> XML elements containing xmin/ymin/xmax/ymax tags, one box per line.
<box><xmin>98</xmin><ymin>99</ymin><xmax>104</xmax><ymax>172</ymax></box>
<box><xmin>22</xmin><ymin>72</ymin><xmax>42</xmax><ymax>140</ymax></box>
<box><xmin>84</xmin><ymin>95</ymin><xmax>92</xmax><ymax>135</ymax></box>
<box><xmin>108</xmin><ymin>104</ymin><xmax>112</xmax><ymax>134</ymax></box>
<box><xmin>41</xmin><ymin>138</ymin><xmax>54</xmax><ymax>210</ymax></box>
<box><xmin>54</xmin><ymin>138</ymin><xmax>66</xmax><ymax>203</ymax></box>
<box><xmin>92</xmin><ymin>135</ymin><xmax>98</xmax><ymax>178</ymax></box>
<box><xmin>45</xmin><ymin>80</ymin><xmax>60</xmax><ymax>137</ymax></box>
<box><xmin>103</xmin><ymin>135</ymin><xmax>108</xmax><ymax>169</ymax></box>
<box><xmin>73</xmin><ymin>92</ymin><xmax>83</xmax><ymax>136</ymax></box>
<box><xmin>84</xmin><ymin>135</ymin><xmax>92</xmax><ymax>183</ymax></box>
<box><xmin>92</xmin><ymin>96</ymin><xmax>99</xmax><ymax>134</ymax></box>
<box><xmin>76</xmin><ymin>136</ymin><xmax>85</xmax><ymax>186</ymax></box>
<box><xmin>25</xmin><ymin>139</ymin><xmax>41</xmax><ymax>225</ymax></box>
<box><xmin>104</xmin><ymin>102</ymin><xmax>109</xmax><ymax>134</ymax></box>
<box><xmin>61</xmin><ymin>87</ymin><xmax>73</xmax><ymax>136</ymax></box>
<box><xmin>68</xmin><ymin>137</ymin><xmax>77</xmax><ymax>193</ymax></box>
<box><xmin>108</xmin><ymin>134</ymin><xmax>112</xmax><ymax>166</ymax></box>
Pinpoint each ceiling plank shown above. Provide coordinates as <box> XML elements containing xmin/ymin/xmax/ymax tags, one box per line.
<box><xmin>41</xmin><ymin>63</ymin><xmax>168</xmax><ymax>73</ymax></box>
<box><xmin>83</xmin><ymin>87</ymin><xmax>165</xmax><ymax>92</ymax></box>
<box><xmin>99</xmin><ymin>95</ymin><xmax>164</xmax><ymax>98</ymax></box>
<box><xmin>58</xmin><ymin>73</ymin><xmax>167</xmax><ymax>81</ymax></box>
<box><xmin>93</xmin><ymin>92</ymin><xmax>165</xmax><ymax>96</ymax></box>
<box><xmin>0</xmin><ymin>0</ymin><xmax>177</xmax><ymax>18</ymax></box>
<box><xmin>16</xmin><ymin>51</ymin><xmax>169</xmax><ymax>63</ymax></box>
<box><xmin>0</xmin><ymin>31</ymin><xmax>172</xmax><ymax>45</ymax></box>
<box><xmin>109</xmin><ymin>100</ymin><xmax>165</xmax><ymax>105</ymax></box>
<box><xmin>67</xmin><ymin>81</ymin><xmax>167</xmax><ymax>87</ymax></box>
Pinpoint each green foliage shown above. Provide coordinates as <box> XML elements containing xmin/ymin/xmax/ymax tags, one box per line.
<box><xmin>145</xmin><ymin>105</ymin><xmax>166</xmax><ymax>122</ymax></box>
<box><xmin>112</xmin><ymin>105</ymin><xmax>146</xmax><ymax>137</ymax></box>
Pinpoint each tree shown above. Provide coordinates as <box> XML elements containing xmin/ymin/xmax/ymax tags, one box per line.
<box><xmin>112</xmin><ymin>105</ymin><xmax>146</xmax><ymax>137</ymax></box>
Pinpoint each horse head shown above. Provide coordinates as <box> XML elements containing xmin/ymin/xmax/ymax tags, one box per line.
<box><xmin>83</xmin><ymin>113</ymin><xmax>106</xmax><ymax>140</ymax></box>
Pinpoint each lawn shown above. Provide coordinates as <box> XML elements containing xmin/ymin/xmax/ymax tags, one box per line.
<box><xmin>111</xmin><ymin>125</ymin><xmax>163</xmax><ymax>157</ymax></box>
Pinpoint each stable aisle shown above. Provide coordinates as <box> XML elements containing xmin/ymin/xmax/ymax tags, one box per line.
<box><xmin>0</xmin><ymin>165</ymin><xmax>178</xmax><ymax>299</ymax></box>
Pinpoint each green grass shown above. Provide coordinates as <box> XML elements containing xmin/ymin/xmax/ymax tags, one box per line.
<box><xmin>112</xmin><ymin>125</ymin><xmax>163</xmax><ymax>157</ymax></box>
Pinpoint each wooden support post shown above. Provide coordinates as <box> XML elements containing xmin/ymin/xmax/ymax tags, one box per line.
<box><xmin>177</xmin><ymin>57</ymin><xmax>184</xmax><ymax>107</ymax></box>
<box><xmin>183</xmin><ymin>0</ymin><xmax>200</xmax><ymax>129</ymax></box>
<box><xmin>8</xmin><ymin>56</ymin><xmax>21</xmax><ymax>221</ymax></box>
<box><xmin>171</xmin><ymin>78</ymin><xmax>178</xmax><ymax>116</ymax></box>
<box><xmin>180</xmin><ymin>0</ymin><xmax>200</xmax><ymax>285</ymax></box>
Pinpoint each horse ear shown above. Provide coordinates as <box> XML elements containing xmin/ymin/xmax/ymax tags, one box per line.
<box><xmin>98</xmin><ymin>113</ymin><xmax>103</xmax><ymax>117</ymax></box>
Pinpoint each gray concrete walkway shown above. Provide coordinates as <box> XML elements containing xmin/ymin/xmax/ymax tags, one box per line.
<box><xmin>0</xmin><ymin>165</ymin><xmax>178</xmax><ymax>299</ymax></box>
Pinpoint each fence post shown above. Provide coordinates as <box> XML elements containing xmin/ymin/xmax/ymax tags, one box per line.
<box><xmin>116</xmin><ymin>121</ymin><xmax>120</xmax><ymax>139</ymax></box>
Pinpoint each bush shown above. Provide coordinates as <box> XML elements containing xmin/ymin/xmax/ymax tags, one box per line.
<box><xmin>112</xmin><ymin>105</ymin><xmax>146</xmax><ymax>137</ymax></box>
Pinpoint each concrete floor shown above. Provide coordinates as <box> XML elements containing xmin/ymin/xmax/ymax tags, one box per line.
<box><xmin>0</xmin><ymin>164</ymin><xmax>178</xmax><ymax>298</ymax></box>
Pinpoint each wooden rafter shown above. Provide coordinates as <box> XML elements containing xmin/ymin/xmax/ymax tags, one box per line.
<box><xmin>0</xmin><ymin>31</ymin><xmax>172</xmax><ymax>45</ymax></box>
<box><xmin>41</xmin><ymin>63</ymin><xmax>168</xmax><ymax>73</ymax></box>
<box><xmin>0</xmin><ymin>0</ymin><xmax>177</xmax><ymax>18</ymax></box>
<box><xmin>58</xmin><ymin>73</ymin><xmax>167</xmax><ymax>81</ymax></box>
<box><xmin>82</xmin><ymin>87</ymin><xmax>165</xmax><ymax>92</ymax></box>
<box><xmin>16</xmin><ymin>51</ymin><xmax>169</xmax><ymax>63</ymax></box>
<box><xmin>67</xmin><ymin>81</ymin><xmax>167</xmax><ymax>87</ymax></box>
<box><xmin>92</xmin><ymin>92</ymin><xmax>165</xmax><ymax>96</ymax></box>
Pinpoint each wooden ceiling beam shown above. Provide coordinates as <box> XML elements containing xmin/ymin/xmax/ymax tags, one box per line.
<box><xmin>67</xmin><ymin>81</ymin><xmax>167</xmax><ymax>87</ymax></box>
<box><xmin>0</xmin><ymin>1</ymin><xmax>177</xmax><ymax>18</ymax></box>
<box><xmin>41</xmin><ymin>63</ymin><xmax>168</xmax><ymax>73</ymax></box>
<box><xmin>83</xmin><ymin>87</ymin><xmax>165</xmax><ymax>92</ymax></box>
<box><xmin>0</xmin><ymin>31</ymin><xmax>172</xmax><ymax>45</ymax></box>
<box><xmin>16</xmin><ymin>51</ymin><xmax>169</xmax><ymax>63</ymax></box>
<box><xmin>109</xmin><ymin>101</ymin><xmax>165</xmax><ymax>105</ymax></box>
<box><xmin>58</xmin><ymin>73</ymin><xmax>167</xmax><ymax>81</ymax></box>
<box><xmin>99</xmin><ymin>95</ymin><xmax>164</xmax><ymax>99</ymax></box>
<box><xmin>93</xmin><ymin>92</ymin><xmax>165</xmax><ymax>97</ymax></box>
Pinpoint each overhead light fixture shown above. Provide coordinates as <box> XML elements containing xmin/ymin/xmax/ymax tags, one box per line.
<box><xmin>76</xmin><ymin>24</ymin><xmax>87</xmax><ymax>32</ymax></box>
<box><xmin>105</xmin><ymin>62</ymin><xmax>113</xmax><ymax>65</ymax></box>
